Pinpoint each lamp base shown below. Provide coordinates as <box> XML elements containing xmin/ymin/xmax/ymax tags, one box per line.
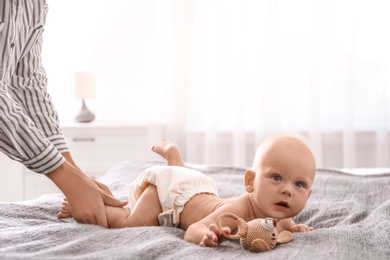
<box><xmin>75</xmin><ymin>99</ymin><xmax>95</xmax><ymax>123</ymax></box>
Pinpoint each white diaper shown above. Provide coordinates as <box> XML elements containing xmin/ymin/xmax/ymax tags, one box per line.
<box><xmin>128</xmin><ymin>166</ymin><xmax>218</xmax><ymax>227</ymax></box>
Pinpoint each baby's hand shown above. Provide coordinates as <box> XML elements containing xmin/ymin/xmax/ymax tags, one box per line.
<box><xmin>288</xmin><ymin>223</ymin><xmax>314</xmax><ymax>232</ymax></box>
<box><xmin>199</xmin><ymin>223</ymin><xmax>230</xmax><ymax>247</ymax></box>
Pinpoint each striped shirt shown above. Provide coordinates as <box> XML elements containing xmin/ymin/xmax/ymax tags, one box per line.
<box><xmin>0</xmin><ymin>0</ymin><xmax>68</xmax><ymax>174</ymax></box>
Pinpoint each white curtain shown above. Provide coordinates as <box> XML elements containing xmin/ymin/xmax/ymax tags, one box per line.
<box><xmin>44</xmin><ymin>0</ymin><xmax>390</xmax><ymax>168</ymax></box>
<box><xmin>181</xmin><ymin>0</ymin><xmax>390</xmax><ymax>168</ymax></box>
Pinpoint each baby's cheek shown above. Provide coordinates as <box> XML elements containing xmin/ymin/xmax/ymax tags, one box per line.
<box><xmin>294</xmin><ymin>199</ymin><xmax>308</xmax><ymax>214</ymax></box>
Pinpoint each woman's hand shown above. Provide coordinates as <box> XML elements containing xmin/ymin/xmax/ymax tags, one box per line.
<box><xmin>47</xmin><ymin>161</ymin><xmax>127</xmax><ymax>227</ymax></box>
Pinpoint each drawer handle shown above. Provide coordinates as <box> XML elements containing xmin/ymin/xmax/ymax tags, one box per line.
<box><xmin>72</xmin><ymin>137</ymin><xmax>95</xmax><ymax>142</ymax></box>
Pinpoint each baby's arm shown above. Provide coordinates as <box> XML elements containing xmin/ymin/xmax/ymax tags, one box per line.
<box><xmin>185</xmin><ymin>222</ymin><xmax>230</xmax><ymax>247</ymax></box>
<box><xmin>184</xmin><ymin>205</ymin><xmax>237</xmax><ymax>247</ymax></box>
<box><xmin>277</xmin><ymin>218</ymin><xmax>314</xmax><ymax>233</ymax></box>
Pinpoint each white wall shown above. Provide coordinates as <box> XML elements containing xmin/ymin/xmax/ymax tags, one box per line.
<box><xmin>43</xmin><ymin>0</ymin><xmax>173</xmax><ymax>124</ymax></box>
<box><xmin>41</xmin><ymin>0</ymin><xmax>390</xmax><ymax>168</ymax></box>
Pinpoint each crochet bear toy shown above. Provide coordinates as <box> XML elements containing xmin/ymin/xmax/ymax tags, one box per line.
<box><xmin>217</xmin><ymin>213</ymin><xmax>293</xmax><ymax>253</ymax></box>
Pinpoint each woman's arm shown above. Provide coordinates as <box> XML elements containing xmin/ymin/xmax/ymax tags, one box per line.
<box><xmin>0</xmin><ymin>1</ymin><xmax>126</xmax><ymax>227</ymax></box>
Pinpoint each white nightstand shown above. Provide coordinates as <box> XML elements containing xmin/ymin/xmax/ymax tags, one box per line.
<box><xmin>1</xmin><ymin>122</ymin><xmax>163</xmax><ymax>201</ymax></box>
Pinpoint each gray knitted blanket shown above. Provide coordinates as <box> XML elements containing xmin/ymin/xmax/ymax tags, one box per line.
<box><xmin>1</xmin><ymin>160</ymin><xmax>389</xmax><ymax>259</ymax></box>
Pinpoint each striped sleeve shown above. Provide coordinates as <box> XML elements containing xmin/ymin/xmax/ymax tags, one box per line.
<box><xmin>8</xmin><ymin>17</ymin><xmax>70</xmax><ymax>155</ymax></box>
<box><xmin>0</xmin><ymin>82</ymin><xmax>65</xmax><ymax>174</ymax></box>
<box><xmin>0</xmin><ymin>0</ymin><xmax>67</xmax><ymax>174</ymax></box>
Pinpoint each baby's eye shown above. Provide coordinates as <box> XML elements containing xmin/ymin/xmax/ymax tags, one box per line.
<box><xmin>272</xmin><ymin>176</ymin><xmax>282</xmax><ymax>182</ymax></box>
<box><xmin>295</xmin><ymin>181</ymin><xmax>305</xmax><ymax>188</ymax></box>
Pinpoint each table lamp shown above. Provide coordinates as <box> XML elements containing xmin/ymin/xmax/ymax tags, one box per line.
<box><xmin>74</xmin><ymin>72</ymin><xmax>96</xmax><ymax>123</ymax></box>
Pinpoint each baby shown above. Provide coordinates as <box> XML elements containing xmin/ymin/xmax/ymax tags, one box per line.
<box><xmin>58</xmin><ymin>135</ymin><xmax>316</xmax><ymax>247</ymax></box>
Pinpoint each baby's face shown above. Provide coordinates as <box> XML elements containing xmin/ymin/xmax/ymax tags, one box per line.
<box><xmin>247</xmin><ymin>136</ymin><xmax>316</xmax><ymax>220</ymax></box>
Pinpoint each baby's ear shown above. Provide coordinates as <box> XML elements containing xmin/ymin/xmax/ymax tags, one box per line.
<box><xmin>244</xmin><ymin>169</ymin><xmax>255</xmax><ymax>188</ymax></box>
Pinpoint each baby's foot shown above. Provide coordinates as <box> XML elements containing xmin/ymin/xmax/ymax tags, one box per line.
<box><xmin>151</xmin><ymin>139</ymin><xmax>178</xmax><ymax>159</ymax></box>
<box><xmin>151</xmin><ymin>139</ymin><xmax>185</xmax><ymax>166</ymax></box>
<box><xmin>57</xmin><ymin>199</ymin><xmax>73</xmax><ymax>219</ymax></box>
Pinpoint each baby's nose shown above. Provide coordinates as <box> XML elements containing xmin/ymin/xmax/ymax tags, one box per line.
<box><xmin>281</xmin><ymin>184</ymin><xmax>292</xmax><ymax>196</ymax></box>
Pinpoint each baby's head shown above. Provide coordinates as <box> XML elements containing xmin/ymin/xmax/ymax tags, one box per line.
<box><xmin>244</xmin><ymin>134</ymin><xmax>316</xmax><ymax>220</ymax></box>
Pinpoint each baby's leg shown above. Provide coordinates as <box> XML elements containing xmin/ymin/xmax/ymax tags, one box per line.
<box><xmin>58</xmin><ymin>185</ymin><xmax>163</xmax><ymax>228</ymax></box>
<box><xmin>151</xmin><ymin>139</ymin><xmax>185</xmax><ymax>167</ymax></box>
<box><xmin>57</xmin><ymin>199</ymin><xmax>130</xmax><ymax>228</ymax></box>
<box><xmin>120</xmin><ymin>184</ymin><xmax>163</xmax><ymax>228</ymax></box>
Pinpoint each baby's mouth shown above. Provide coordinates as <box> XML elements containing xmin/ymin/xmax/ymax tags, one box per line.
<box><xmin>275</xmin><ymin>201</ymin><xmax>289</xmax><ymax>208</ymax></box>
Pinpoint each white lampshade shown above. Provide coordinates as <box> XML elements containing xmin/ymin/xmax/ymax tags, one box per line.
<box><xmin>74</xmin><ymin>72</ymin><xmax>96</xmax><ymax>99</ymax></box>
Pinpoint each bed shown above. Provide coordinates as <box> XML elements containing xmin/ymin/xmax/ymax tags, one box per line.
<box><xmin>1</xmin><ymin>160</ymin><xmax>389</xmax><ymax>259</ymax></box>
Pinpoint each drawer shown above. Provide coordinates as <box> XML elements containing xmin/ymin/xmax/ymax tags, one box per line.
<box><xmin>64</xmin><ymin>134</ymin><xmax>148</xmax><ymax>175</ymax></box>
